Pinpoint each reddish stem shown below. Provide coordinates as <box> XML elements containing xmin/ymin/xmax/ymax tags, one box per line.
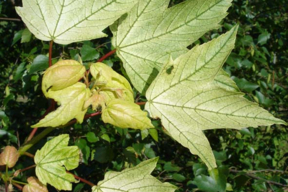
<box><xmin>11</xmin><ymin>183</ymin><xmax>23</xmax><ymax>191</ymax></box>
<box><xmin>23</xmin><ymin>152</ymin><xmax>35</xmax><ymax>158</ymax></box>
<box><xmin>85</xmin><ymin>112</ymin><xmax>101</xmax><ymax>118</ymax></box>
<box><xmin>18</xmin><ymin>165</ymin><xmax>36</xmax><ymax>173</ymax></box>
<box><xmin>136</xmin><ymin>102</ymin><xmax>146</xmax><ymax>106</ymax></box>
<box><xmin>25</xmin><ymin>104</ymin><xmax>54</xmax><ymax>143</ymax></box>
<box><xmin>66</xmin><ymin>171</ymin><xmax>95</xmax><ymax>187</ymax></box>
<box><xmin>97</xmin><ymin>49</ymin><xmax>116</xmax><ymax>62</ymax></box>
<box><xmin>49</xmin><ymin>41</ymin><xmax>53</xmax><ymax>67</ymax></box>
<box><xmin>62</xmin><ymin>112</ymin><xmax>101</xmax><ymax>127</ymax></box>
<box><xmin>26</xmin><ymin>41</ymin><xmax>54</xmax><ymax>142</ymax></box>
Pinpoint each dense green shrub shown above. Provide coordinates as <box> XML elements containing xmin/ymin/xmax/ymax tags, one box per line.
<box><xmin>0</xmin><ymin>0</ymin><xmax>287</xmax><ymax>191</ymax></box>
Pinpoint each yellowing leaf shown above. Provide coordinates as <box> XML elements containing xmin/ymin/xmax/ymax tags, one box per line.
<box><xmin>102</xmin><ymin>99</ymin><xmax>153</xmax><ymax>129</ymax></box>
<box><xmin>42</xmin><ymin>60</ymin><xmax>85</xmax><ymax>96</ymax></box>
<box><xmin>23</xmin><ymin>177</ymin><xmax>48</xmax><ymax>192</ymax></box>
<box><xmin>34</xmin><ymin>134</ymin><xmax>79</xmax><ymax>191</ymax></box>
<box><xmin>112</xmin><ymin>0</ymin><xmax>233</xmax><ymax>93</ymax></box>
<box><xmin>145</xmin><ymin>26</ymin><xmax>285</xmax><ymax>170</ymax></box>
<box><xmin>84</xmin><ymin>91</ymin><xmax>106</xmax><ymax>110</ymax></box>
<box><xmin>16</xmin><ymin>0</ymin><xmax>139</xmax><ymax>44</ymax></box>
<box><xmin>90</xmin><ymin>62</ymin><xmax>134</xmax><ymax>102</ymax></box>
<box><xmin>0</xmin><ymin>146</ymin><xmax>19</xmax><ymax>168</ymax></box>
<box><xmin>92</xmin><ymin>158</ymin><xmax>176</xmax><ymax>192</ymax></box>
<box><xmin>32</xmin><ymin>82</ymin><xmax>91</xmax><ymax>128</ymax></box>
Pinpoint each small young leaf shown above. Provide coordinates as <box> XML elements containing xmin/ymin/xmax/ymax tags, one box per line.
<box><xmin>90</xmin><ymin>62</ymin><xmax>134</xmax><ymax>102</ymax></box>
<box><xmin>102</xmin><ymin>99</ymin><xmax>153</xmax><ymax>130</ymax></box>
<box><xmin>42</xmin><ymin>60</ymin><xmax>85</xmax><ymax>95</ymax></box>
<box><xmin>0</xmin><ymin>146</ymin><xmax>19</xmax><ymax>168</ymax></box>
<box><xmin>14</xmin><ymin>62</ymin><xmax>26</xmax><ymax>81</ymax></box>
<box><xmin>29</xmin><ymin>55</ymin><xmax>49</xmax><ymax>74</ymax></box>
<box><xmin>34</xmin><ymin>134</ymin><xmax>79</xmax><ymax>191</ymax></box>
<box><xmin>80</xmin><ymin>45</ymin><xmax>99</xmax><ymax>61</ymax></box>
<box><xmin>172</xmin><ymin>173</ymin><xmax>186</xmax><ymax>182</ymax></box>
<box><xmin>21</xmin><ymin>28</ymin><xmax>32</xmax><ymax>43</ymax></box>
<box><xmin>12</xmin><ymin>30</ymin><xmax>23</xmax><ymax>46</ymax></box>
<box><xmin>86</xmin><ymin>132</ymin><xmax>99</xmax><ymax>143</ymax></box>
<box><xmin>32</xmin><ymin>83</ymin><xmax>91</xmax><ymax>128</ymax></box>
<box><xmin>92</xmin><ymin>158</ymin><xmax>177</xmax><ymax>192</ymax></box>
<box><xmin>16</xmin><ymin>0</ymin><xmax>139</xmax><ymax>44</ymax></box>
<box><xmin>23</xmin><ymin>177</ymin><xmax>48</xmax><ymax>192</ymax></box>
<box><xmin>149</xmin><ymin>128</ymin><xmax>159</xmax><ymax>142</ymax></box>
<box><xmin>232</xmin><ymin>77</ymin><xmax>259</xmax><ymax>92</ymax></box>
<box><xmin>258</xmin><ymin>31</ymin><xmax>271</xmax><ymax>45</ymax></box>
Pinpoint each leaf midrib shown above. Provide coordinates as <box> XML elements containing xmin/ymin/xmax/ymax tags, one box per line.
<box><xmin>118</xmin><ymin>0</ymin><xmax>152</xmax><ymax>46</ymax></box>
<box><xmin>52</xmin><ymin>0</ymin><xmax>66</xmax><ymax>38</ymax></box>
<box><xmin>150</xmin><ymin>26</ymin><xmax>236</xmax><ymax>100</ymax></box>
<box><xmin>37</xmin><ymin>166</ymin><xmax>73</xmax><ymax>183</ymax></box>
<box><xmin>36</xmin><ymin>136</ymin><xmax>67</xmax><ymax>164</ymax></box>
<box><xmin>152</xmin><ymin>101</ymin><xmax>281</xmax><ymax>122</ymax></box>
<box><xmin>55</xmin><ymin>0</ymin><xmax>114</xmax><ymax>38</ymax></box>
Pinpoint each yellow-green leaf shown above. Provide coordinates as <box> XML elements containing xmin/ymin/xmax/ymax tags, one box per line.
<box><xmin>16</xmin><ymin>0</ymin><xmax>139</xmax><ymax>44</ymax></box>
<box><xmin>145</xmin><ymin>26</ymin><xmax>285</xmax><ymax>170</ymax></box>
<box><xmin>90</xmin><ymin>62</ymin><xmax>133</xmax><ymax>102</ymax></box>
<box><xmin>112</xmin><ymin>0</ymin><xmax>233</xmax><ymax>94</ymax></box>
<box><xmin>84</xmin><ymin>91</ymin><xmax>106</xmax><ymax>110</ymax></box>
<box><xmin>32</xmin><ymin>82</ymin><xmax>91</xmax><ymax>128</ymax></box>
<box><xmin>92</xmin><ymin>158</ymin><xmax>176</xmax><ymax>192</ymax></box>
<box><xmin>102</xmin><ymin>99</ymin><xmax>153</xmax><ymax>129</ymax></box>
<box><xmin>34</xmin><ymin>134</ymin><xmax>79</xmax><ymax>191</ymax></box>
<box><xmin>42</xmin><ymin>60</ymin><xmax>85</xmax><ymax>96</ymax></box>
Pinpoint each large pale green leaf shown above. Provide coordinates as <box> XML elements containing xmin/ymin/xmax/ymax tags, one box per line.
<box><xmin>92</xmin><ymin>157</ymin><xmax>176</xmax><ymax>192</ymax></box>
<box><xmin>34</xmin><ymin>134</ymin><xmax>79</xmax><ymax>191</ymax></box>
<box><xmin>102</xmin><ymin>99</ymin><xmax>153</xmax><ymax>129</ymax></box>
<box><xmin>145</xmin><ymin>26</ymin><xmax>285</xmax><ymax>169</ymax></box>
<box><xmin>112</xmin><ymin>0</ymin><xmax>232</xmax><ymax>93</ymax></box>
<box><xmin>32</xmin><ymin>82</ymin><xmax>91</xmax><ymax>128</ymax></box>
<box><xmin>16</xmin><ymin>0</ymin><xmax>139</xmax><ymax>44</ymax></box>
<box><xmin>42</xmin><ymin>60</ymin><xmax>85</xmax><ymax>96</ymax></box>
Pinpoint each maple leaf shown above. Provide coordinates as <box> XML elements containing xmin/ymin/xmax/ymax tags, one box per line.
<box><xmin>92</xmin><ymin>158</ymin><xmax>177</xmax><ymax>192</ymax></box>
<box><xmin>32</xmin><ymin>82</ymin><xmax>91</xmax><ymax>128</ymax></box>
<box><xmin>112</xmin><ymin>0</ymin><xmax>233</xmax><ymax>93</ymax></box>
<box><xmin>16</xmin><ymin>0</ymin><xmax>139</xmax><ymax>44</ymax></box>
<box><xmin>34</xmin><ymin>134</ymin><xmax>79</xmax><ymax>191</ymax></box>
<box><xmin>145</xmin><ymin>26</ymin><xmax>285</xmax><ymax>169</ymax></box>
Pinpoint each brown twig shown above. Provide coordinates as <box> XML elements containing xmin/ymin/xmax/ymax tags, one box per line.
<box><xmin>136</xmin><ymin>102</ymin><xmax>146</xmax><ymax>106</ymax></box>
<box><xmin>23</xmin><ymin>152</ymin><xmax>35</xmax><ymax>158</ymax></box>
<box><xmin>17</xmin><ymin>165</ymin><xmax>36</xmax><ymax>173</ymax></box>
<box><xmin>66</xmin><ymin>171</ymin><xmax>95</xmax><ymax>187</ymax></box>
<box><xmin>0</xmin><ymin>17</ymin><xmax>21</xmax><ymax>22</ymax></box>
<box><xmin>97</xmin><ymin>49</ymin><xmax>116</xmax><ymax>62</ymax></box>
<box><xmin>25</xmin><ymin>104</ymin><xmax>54</xmax><ymax>143</ymax></box>
<box><xmin>49</xmin><ymin>41</ymin><xmax>53</xmax><ymax>67</ymax></box>
<box><xmin>11</xmin><ymin>182</ymin><xmax>23</xmax><ymax>191</ymax></box>
<box><xmin>230</xmin><ymin>169</ymin><xmax>288</xmax><ymax>187</ymax></box>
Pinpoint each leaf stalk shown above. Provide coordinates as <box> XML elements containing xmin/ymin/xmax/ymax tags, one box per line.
<box><xmin>97</xmin><ymin>49</ymin><xmax>116</xmax><ymax>62</ymax></box>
